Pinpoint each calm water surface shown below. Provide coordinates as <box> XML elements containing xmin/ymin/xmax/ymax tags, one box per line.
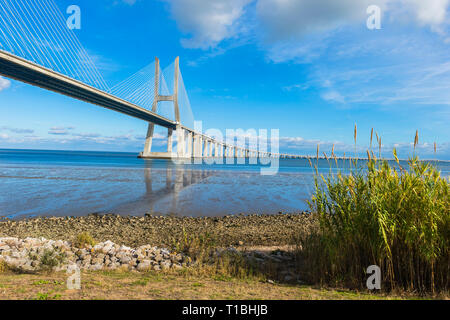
<box><xmin>1</xmin><ymin>149</ymin><xmax>449</xmax><ymax>219</ymax></box>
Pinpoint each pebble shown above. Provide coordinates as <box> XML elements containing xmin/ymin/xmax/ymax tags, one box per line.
<box><xmin>0</xmin><ymin>237</ymin><xmax>300</xmax><ymax>284</ymax></box>
<box><xmin>0</xmin><ymin>237</ymin><xmax>187</xmax><ymax>273</ymax></box>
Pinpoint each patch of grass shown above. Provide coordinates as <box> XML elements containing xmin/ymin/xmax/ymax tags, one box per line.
<box><xmin>301</xmin><ymin>128</ymin><xmax>449</xmax><ymax>294</ymax></box>
<box><xmin>34</xmin><ymin>291</ymin><xmax>62</xmax><ymax>300</ymax></box>
<box><xmin>170</xmin><ymin>229</ymin><xmax>271</xmax><ymax>283</ymax></box>
<box><xmin>0</xmin><ymin>259</ymin><xmax>9</xmax><ymax>274</ymax></box>
<box><xmin>32</xmin><ymin>280</ymin><xmax>64</xmax><ymax>286</ymax></box>
<box><xmin>73</xmin><ymin>232</ymin><xmax>97</xmax><ymax>248</ymax></box>
<box><xmin>131</xmin><ymin>278</ymin><xmax>149</xmax><ymax>286</ymax></box>
<box><xmin>212</xmin><ymin>274</ymin><xmax>234</xmax><ymax>282</ymax></box>
<box><xmin>192</xmin><ymin>282</ymin><xmax>204</xmax><ymax>287</ymax></box>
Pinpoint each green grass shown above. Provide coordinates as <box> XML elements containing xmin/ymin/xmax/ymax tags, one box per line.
<box><xmin>34</xmin><ymin>291</ymin><xmax>62</xmax><ymax>300</ymax></box>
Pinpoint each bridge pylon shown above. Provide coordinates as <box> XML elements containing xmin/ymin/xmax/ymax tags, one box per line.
<box><xmin>139</xmin><ymin>57</ymin><xmax>188</xmax><ymax>159</ymax></box>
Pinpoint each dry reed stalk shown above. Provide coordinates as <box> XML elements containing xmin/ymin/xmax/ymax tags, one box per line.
<box><xmin>370</xmin><ymin>128</ymin><xmax>374</xmax><ymax>149</ymax></box>
<box><xmin>414</xmin><ymin>130</ymin><xmax>419</xmax><ymax>149</ymax></box>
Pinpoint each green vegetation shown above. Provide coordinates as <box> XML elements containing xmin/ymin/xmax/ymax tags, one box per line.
<box><xmin>38</xmin><ymin>249</ymin><xmax>66</xmax><ymax>272</ymax></box>
<box><xmin>170</xmin><ymin>229</ymin><xmax>263</xmax><ymax>281</ymax></box>
<box><xmin>301</xmin><ymin>129</ymin><xmax>449</xmax><ymax>294</ymax></box>
<box><xmin>34</xmin><ymin>291</ymin><xmax>62</xmax><ymax>300</ymax></box>
<box><xmin>0</xmin><ymin>260</ymin><xmax>8</xmax><ymax>274</ymax></box>
<box><xmin>73</xmin><ymin>232</ymin><xmax>97</xmax><ymax>248</ymax></box>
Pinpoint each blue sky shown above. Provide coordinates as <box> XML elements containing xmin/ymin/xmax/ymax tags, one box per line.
<box><xmin>0</xmin><ymin>0</ymin><xmax>449</xmax><ymax>159</ymax></box>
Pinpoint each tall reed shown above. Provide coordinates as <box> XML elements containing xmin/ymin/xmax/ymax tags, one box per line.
<box><xmin>300</xmin><ymin>130</ymin><xmax>449</xmax><ymax>294</ymax></box>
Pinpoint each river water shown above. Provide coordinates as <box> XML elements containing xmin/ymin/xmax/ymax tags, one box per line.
<box><xmin>0</xmin><ymin>149</ymin><xmax>448</xmax><ymax>219</ymax></box>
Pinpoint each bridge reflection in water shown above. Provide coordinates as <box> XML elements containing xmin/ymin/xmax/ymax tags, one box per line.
<box><xmin>110</xmin><ymin>166</ymin><xmax>215</xmax><ymax>216</ymax></box>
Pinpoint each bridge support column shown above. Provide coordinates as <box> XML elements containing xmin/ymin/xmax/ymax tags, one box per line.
<box><xmin>209</xmin><ymin>141</ymin><xmax>214</xmax><ymax>158</ymax></box>
<box><xmin>187</xmin><ymin>132</ymin><xmax>193</xmax><ymax>158</ymax></box>
<box><xmin>177</xmin><ymin>126</ymin><xmax>185</xmax><ymax>158</ymax></box>
<box><xmin>203</xmin><ymin>139</ymin><xmax>208</xmax><ymax>157</ymax></box>
<box><xmin>195</xmin><ymin>134</ymin><xmax>201</xmax><ymax>158</ymax></box>
<box><xmin>195</xmin><ymin>135</ymin><xmax>201</xmax><ymax>157</ymax></box>
<box><xmin>207</xmin><ymin>140</ymin><xmax>211</xmax><ymax>157</ymax></box>
<box><xmin>192</xmin><ymin>135</ymin><xmax>197</xmax><ymax>158</ymax></box>
<box><xmin>167</xmin><ymin>128</ymin><xmax>173</xmax><ymax>154</ymax></box>
<box><xmin>142</xmin><ymin>123</ymin><xmax>155</xmax><ymax>157</ymax></box>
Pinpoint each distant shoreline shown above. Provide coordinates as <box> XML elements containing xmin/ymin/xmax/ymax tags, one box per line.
<box><xmin>1</xmin><ymin>148</ymin><xmax>449</xmax><ymax>162</ymax></box>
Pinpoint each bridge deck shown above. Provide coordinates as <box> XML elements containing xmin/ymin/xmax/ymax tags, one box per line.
<box><xmin>0</xmin><ymin>50</ymin><xmax>177</xmax><ymax>129</ymax></box>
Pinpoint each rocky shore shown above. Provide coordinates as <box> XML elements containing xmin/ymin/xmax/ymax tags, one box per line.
<box><xmin>0</xmin><ymin>214</ymin><xmax>314</xmax><ymax>281</ymax></box>
<box><xmin>0</xmin><ymin>213</ymin><xmax>316</xmax><ymax>248</ymax></box>
<box><xmin>0</xmin><ymin>237</ymin><xmax>189</xmax><ymax>273</ymax></box>
<box><xmin>0</xmin><ymin>236</ymin><xmax>300</xmax><ymax>283</ymax></box>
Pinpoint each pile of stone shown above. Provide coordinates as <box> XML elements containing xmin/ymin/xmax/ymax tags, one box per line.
<box><xmin>0</xmin><ymin>237</ymin><xmax>190</xmax><ymax>273</ymax></box>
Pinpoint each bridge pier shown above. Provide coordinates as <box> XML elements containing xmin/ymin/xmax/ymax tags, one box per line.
<box><xmin>193</xmin><ymin>134</ymin><xmax>201</xmax><ymax>158</ymax></box>
<box><xmin>140</xmin><ymin>125</ymin><xmax>175</xmax><ymax>159</ymax></box>
<box><xmin>187</xmin><ymin>132</ymin><xmax>193</xmax><ymax>158</ymax></box>
<box><xmin>177</xmin><ymin>125</ymin><xmax>185</xmax><ymax>158</ymax></box>
<box><xmin>203</xmin><ymin>139</ymin><xmax>208</xmax><ymax>157</ymax></box>
<box><xmin>209</xmin><ymin>140</ymin><xmax>213</xmax><ymax>158</ymax></box>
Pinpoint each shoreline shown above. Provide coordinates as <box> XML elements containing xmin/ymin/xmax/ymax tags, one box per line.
<box><xmin>1</xmin><ymin>213</ymin><xmax>447</xmax><ymax>300</ymax></box>
<box><xmin>2</xmin><ymin>148</ymin><xmax>450</xmax><ymax>162</ymax></box>
<box><xmin>0</xmin><ymin>213</ymin><xmax>316</xmax><ymax>248</ymax></box>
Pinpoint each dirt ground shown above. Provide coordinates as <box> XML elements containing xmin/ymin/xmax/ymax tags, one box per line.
<box><xmin>0</xmin><ymin>270</ymin><xmax>409</xmax><ymax>300</ymax></box>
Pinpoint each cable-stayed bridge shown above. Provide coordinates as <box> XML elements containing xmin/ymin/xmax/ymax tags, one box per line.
<box><xmin>0</xmin><ymin>0</ymin><xmax>298</xmax><ymax>159</ymax></box>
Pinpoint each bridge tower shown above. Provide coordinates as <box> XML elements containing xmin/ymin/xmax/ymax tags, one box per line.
<box><xmin>140</xmin><ymin>57</ymin><xmax>187</xmax><ymax>159</ymax></box>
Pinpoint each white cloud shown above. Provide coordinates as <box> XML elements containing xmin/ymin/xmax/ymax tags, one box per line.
<box><xmin>0</xmin><ymin>76</ymin><xmax>11</xmax><ymax>92</ymax></box>
<box><xmin>406</xmin><ymin>0</ymin><xmax>449</xmax><ymax>26</ymax></box>
<box><xmin>321</xmin><ymin>90</ymin><xmax>345</xmax><ymax>104</ymax></box>
<box><xmin>307</xmin><ymin>57</ymin><xmax>450</xmax><ymax>109</ymax></box>
<box><xmin>258</xmin><ymin>0</ymin><xmax>450</xmax><ymax>44</ymax></box>
<box><xmin>278</xmin><ymin>135</ymin><xmax>450</xmax><ymax>159</ymax></box>
<box><xmin>282</xmin><ymin>83</ymin><xmax>310</xmax><ymax>91</ymax></box>
<box><xmin>257</xmin><ymin>0</ymin><xmax>387</xmax><ymax>43</ymax></box>
<box><xmin>162</xmin><ymin>0</ymin><xmax>450</xmax><ymax>63</ymax></box>
<box><xmin>48</xmin><ymin>126</ymin><xmax>75</xmax><ymax>135</ymax></box>
<box><xmin>0</xmin><ymin>126</ymin><xmax>34</xmax><ymax>134</ymax></box>
<box><xmin>164</xmin><ymin>0</ymin><xmax>252</xmax><ymax>49</ymax></box>
<box><xmin>112</xmin><ymin>0</ymin><xmax>137</xmax><ymax>5</ymax></box>
<box><xmin>257</xmin><ymin>0</ymin><xmax>450</xmax><ymax>64</ymax></box>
